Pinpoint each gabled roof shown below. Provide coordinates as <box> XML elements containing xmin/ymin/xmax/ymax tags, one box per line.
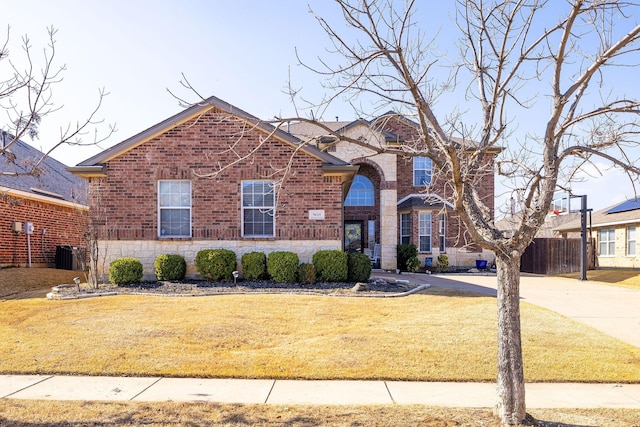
<box><xmin>554</xmin><ymin>198</ymin><xmax>640</xmax><ymax>232</ymax></box>
<box><xmin>69</xmin><ymin>95</ymin><xmax>354</xmax><ymax>177</ymax></box>
<box><xmin>0</xmin><ymin>135</ymin><xmax>87</xmax><ymax>206</ymax></box>
<box><xmin>289</xmin><ymin>117</ymin><xmax>402</xmax><ymax>144</ymax></box>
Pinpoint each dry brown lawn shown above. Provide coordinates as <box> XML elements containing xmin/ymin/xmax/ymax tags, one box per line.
<box><xmin>2</xmin><ymin>290</ymin><xmax>640</xmax><ymax>383</ymax></box>
<box><xmin>0</xmin><ymin>267</ymin><xmax>80</xmax><ymax>298</ymax></box>
<box><xmin>556</xmin><ymin>268</ymin><xmax>640</xmax><ymax>290</ymax></box>
<box><xmin>2</xmin><ymin>268</ymin><xmax>640</xmax><ymax>426</ymax></box>
<box><xmin>0</xmin><ymin>400</ymin><xmax>639</xmax><ymax>426</ymax></box>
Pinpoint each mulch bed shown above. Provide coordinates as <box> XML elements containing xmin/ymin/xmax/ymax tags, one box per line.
<box><xmin>49</xmin><ymin>276</ymin><xmax>424</xmax><ymax>299</ymax></box>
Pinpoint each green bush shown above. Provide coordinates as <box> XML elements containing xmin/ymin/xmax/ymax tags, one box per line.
<box><xmin>195</xmin><ymin>249</ymin><xmax>237</xmax><ymax>281</ymax></box>
<box><xmin>241</xmin><ymin>251</ymin><xmax>267</xmax><ymax>280</ymax></box>
<box><xmin>154</xmin><ymin>254</ymin><xmax>186</xmax><ymax>281</ymax></box>
<box><xmin>313</xmin><ymin>250</ymin><xmax>348</xmax><ymax>282</ymax></box>
<box><xmin>267</xmin><ymin>251</ymin><xmax>299</xmax><ymax>283</ymax></box>
<box><xmin>406</xmin><ymin>256</ymin><xmax>420</xmax><ymax>273</ymax></box>
<box><xmin>436</xmin><ymin>254</ymin><xmax>449</xmax><ymax>272</ymax></box>
<box><xmin>347</xmin><ymin>252</ymin><xmax>372</xmax><ymax>282</ymax></box>
<box><xmin>109</xmin><ymin>257</ymin><xmax>143</xmax><ymax>286</ymax></box>
<box><xmin>298</xmin><ymin>263</ymin><xmax>317</xmax><ymax>284</ymax></box>
<box><xmin>397</xmin><ymin>243</ymin><xmax>418</xmax><ymax>271</ymax></box>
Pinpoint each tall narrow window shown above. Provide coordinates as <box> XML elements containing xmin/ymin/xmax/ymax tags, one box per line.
<box><xmin>628</xmin><ymin>226</ymin><xmax>636</xmax><ymax>256</ymax></box>
<box><xmin>400</xmin><ymin>213</ymin><xmax>410</xmax><ymax>244</ymax></box>
<box><xmin>598</xmin><ymin>228</ymin><xmax>615</xmax><ymax>256</ymax></box>
<box><xmin>158</xmin><ymin>180</ymin><xmax>191</xmax><ymax>237</ymax></box>
<box><xmin>345</xmin><ymin>175</ymin><xmax>374</xmax><ymax>206</ymax></box>
<box><xmin>413</xmin><ymin>157</ymin><xmax>432</xmax><ymax>186</ymax></box>
<box><xmin>419</xmin><ymin>212</ymin><xmax>432</xmax><ymax>252</ymax></box>
<box><xmin>242</xmin><ymin>180</ymin><xmax>275</xmax><ymax>237</ymax></box>
<box><xmin>439</xmin><ymin>213</ymin><xmax>446</xmax><ymax>252</ymax></box>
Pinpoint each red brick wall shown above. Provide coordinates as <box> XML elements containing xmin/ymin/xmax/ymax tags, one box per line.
<box><xmin>0</xmin><ymin>194</ymin><xmax>88</xmax><ymax>267</ymax></box>
<box><xmin>90</xmin><ymin>108</ymin><xmax>344</xmax><ymax>242</ymax></box>
<box><xmin>381</xmin><ymin>116</ymin><xmax>496</xmax><ymax>253</ymax></box>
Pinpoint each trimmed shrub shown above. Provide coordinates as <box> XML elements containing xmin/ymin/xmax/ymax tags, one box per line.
<box><xmin>267</xmin><ymin>251</ymin><xmax>299</xmax><ymax>283</ymax></box>
<box><xmin>313</xmin><ymin>250</ymin><xmax>348</xmax><ymax>282</ymax></box>
<box><xmin>109</xmin><ymin>257</ymin><xmax>143</xmax><ymax>285</ymax></box>
<box><xmin>436</xmin><ymin>254</ymin><xmax>449</xmax><ymax>272</ymax></box>
<box><xmin>154</xmin><ymin>254</ymin><xmax>186</xmax><ymax>281</ymax></box>
<box><xmin>195</xmin><ymin>249</ymin><xmax>237</xmax><ymax>281</ymax></box>
<box><xmin>347</xmin><ymin>252</ymin><xmax>372</xmax><ymax>282</ymax></box>
<box><xmin>241</xmin><ymin>251</ymin><xmax>267</xmax><ymax>280</ymax></box>
<box><xmin>298</xmin><ymin>262</ymin><xmax>317</xmax><ymax>284</ymax></box>
<box><xmin>397</xmin><ymin>243</ymin><xmax>418</xmax><ymax>271</ymax></box>
<box><xmin>406</xmin><ymin>256</ymin><xmax>420</xmax><ymax>273</ymax></box>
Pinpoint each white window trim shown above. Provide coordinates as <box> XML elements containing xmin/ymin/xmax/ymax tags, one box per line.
<box><xmin>598</xmin><ymin>228</ymin><xmax>615</xmax><ymax>257</ymax></box>
<box><xmin>439</xmin><ymin>213</ymin><xmax>446</xmax><ymax>252</ymax></box>
<box><xmin>241</xmin><ymin>180</ymin><xmax>276</xmax><ymax>238</ymax></box>
<box><xmin>158</xmin><ymin>180</ymin><xmax>192</xmax><ymax>238</ymax></box>
<box><xmin>413</xmin><ymin>157</ymin><xmax>433</xmax><ymax>187</ymax></box>
<box><xmin>419</xmin><ymin>212</ymin><xmax>432</xmax><ymax>253</ymax></box>
<box><xmin>345</xmin><ymin>175</ymin><xmax>374</xmax><ymax>206</ymax></box>
<box><xmin>627</xmin><ymin>226</ymin><xmax>636</xmax><ymax>256</ymax></box>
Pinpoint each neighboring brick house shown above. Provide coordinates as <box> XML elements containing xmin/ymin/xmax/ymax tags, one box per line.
<box><xmin>290</xmin><ymin>113</ymin><xmax>498</xmax><ymax>269</ymax></box>
<box><xmin>0</xmin><ymin>133</ymin><xmax>88</xmax><ymax>267</ymax></box>
<box><xmin>69</xmin><ymin>96</ymin><xmax>357</xmax><ymax>279</ymax></box>
<box><xmin>555</xmin><ymin>198</ymin><xmax>640</xmax><ymax>268</ymax></box>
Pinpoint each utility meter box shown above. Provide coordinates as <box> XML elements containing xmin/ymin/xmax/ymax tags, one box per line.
<box><xmin>25</xmin><ymin>222</ymin><xmax>34</xmax><ymax>235</ymax></box>
<box><xmin>11</xmin><ymin>222</ymin><xmax>22</xmax><ymax>233</ymax></box>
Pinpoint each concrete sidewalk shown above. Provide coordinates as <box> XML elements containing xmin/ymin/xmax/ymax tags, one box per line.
<box><xmin>2</xmin><ymin>375</ymin><xmax>640</xmax><ymax>408</ymax></box>
<box><xmin>378</xmin><ymin>272</ymin><xmax>640</xmax><ymax>348</ymax></box>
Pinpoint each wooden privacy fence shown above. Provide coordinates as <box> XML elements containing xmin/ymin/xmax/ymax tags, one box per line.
<box><xmin>520</xmin><ymin>238</ymin><xmax>595</xmax><ymax>275</ymax></box>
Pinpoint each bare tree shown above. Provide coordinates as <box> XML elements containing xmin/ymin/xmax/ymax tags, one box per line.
<box><xmin>287</xmin><ymin>1</ymin><xmax>639</xmax><ymax>425</ymax></box>
<box><xmin>0</xmin><ymin>26</ymin><xmax>114</xmax><ymax>176</ymax></box>
<box><xmin>170</xmin><ymin>1</ymin><xmax>640</xmax><ymax>424</ymax></box>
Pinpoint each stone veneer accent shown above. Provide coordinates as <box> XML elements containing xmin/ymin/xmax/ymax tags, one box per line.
<box><xmin>98</xmin><ymin>239</ymin><xmax>341</xmax><ymax>280</ymax></box>
<box><xmin>379</xmin><ymin>189</ymin><xmax>398</xmax><ymax>270</ymax></box>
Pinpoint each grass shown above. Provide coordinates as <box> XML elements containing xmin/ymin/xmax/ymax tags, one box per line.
<box><xmin>555</xmin><ymin>268</ymin><xmax>640</xmax><ymax>290</ymax></box>
<box><xmin>2</xmin><ymin>268</ymin><xmax>640</xmax><ymax>426</ymax></box>
<box><xmin>2</xmin><ymin>291</ymin><xmax>639</xmax><ymax>382</ymax></box>
<box><xmin>0</xmin><ymin>267</ymin><xmax>81</xmax><ymax>298</ymax></box>
<box><xmin>1</xmin><ymin>401</ymin><xmax>639</xmax><ymax>427</ymax></box>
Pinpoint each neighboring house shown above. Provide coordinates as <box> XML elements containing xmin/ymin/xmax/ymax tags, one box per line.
<box><xmin>0</xmin><ymin>132</ymin><xmax>88</xmax><ymax>268</ymax></box>
<box><xmin>554</xmin><ymin>198</ymin><xmax>640</xmax><ymax>269</ymax></box>
<box><xmin>496</xmin><ymin>211</ymin><xmax>582</xmax><ymax>239</ymax></box>
<box><xmin>69</xmin><ymin>96</ymin><xmax>498</xmax><ymax>279</ymax></box>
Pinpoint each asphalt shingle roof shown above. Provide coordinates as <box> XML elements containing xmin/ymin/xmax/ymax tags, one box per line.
<box><xmin>554</xmin><ymin>199</ymin><xmax>640</xmax><ymax>232</ymax></box>
<box><xmin>0</xmin><ymin>137</ymin><xmax>87</xmax><ymax>205</ymax></box>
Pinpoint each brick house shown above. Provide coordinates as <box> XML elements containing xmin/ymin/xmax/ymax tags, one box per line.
<box><xmin>70</xmin><ymin>96</ymin><xmax>498</xmax><ymax>279</ymax></box>
<box><xmin>1</xmin><ymin>133</ymin><xmax>88</xmax><ymax>268</ymax></box>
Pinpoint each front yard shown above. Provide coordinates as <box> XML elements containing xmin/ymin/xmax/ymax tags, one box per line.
<box><xmin>2</xmin><ymin>268</ymin><xmax>640</xmax><ymax>426</ymax></box>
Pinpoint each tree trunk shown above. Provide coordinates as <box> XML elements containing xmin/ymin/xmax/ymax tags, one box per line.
<box><xmin>494</xmin><ymin>253</ymin><xmax>526</xmax><ymax>425</ymax></box>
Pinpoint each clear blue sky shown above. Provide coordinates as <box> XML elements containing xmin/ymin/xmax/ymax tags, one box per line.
<box><xmin>4</xmin><ymin>1</ymin><xmax>638</xmax><ymax>212</ymax></box>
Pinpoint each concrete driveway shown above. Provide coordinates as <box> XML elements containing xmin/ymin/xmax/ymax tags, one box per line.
<box><xmin>379</xmin><ymin>272</ymin><xmax>640</xmax><ymax>348</ymax></box>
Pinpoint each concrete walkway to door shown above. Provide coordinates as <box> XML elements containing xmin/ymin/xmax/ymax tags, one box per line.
<box><xmin>374</xmin><ymin>271</ymin><xmax>640</xmax><ymax>348</ymax></box>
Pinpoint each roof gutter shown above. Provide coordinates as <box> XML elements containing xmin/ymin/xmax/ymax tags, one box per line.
<box><xmin>67</xmin><ymin>165</ymin><xmax>107</xmax><ymax>178</ymax></box>
<box><xmin>0</xmin><ymin>185</ymin><xmax>88</xmax><ymax>210</ymax></box>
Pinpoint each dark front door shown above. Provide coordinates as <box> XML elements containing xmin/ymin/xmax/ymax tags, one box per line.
<box><xmin>344</xmin><ymin>221</ymin><xmax>364</xmax><ymax>253</ymax></box>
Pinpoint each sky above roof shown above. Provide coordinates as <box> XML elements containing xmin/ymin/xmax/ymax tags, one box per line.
<box><xmin>3</xmin><ymin>1</ymin><xmax>639</xmax><ymax>212</ymax></box>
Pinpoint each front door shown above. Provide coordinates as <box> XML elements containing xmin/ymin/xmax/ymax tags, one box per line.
<box><xmin>344</xmin><ymin>221</ymin><xmax>364</xmax><ymax>253</ymax></box>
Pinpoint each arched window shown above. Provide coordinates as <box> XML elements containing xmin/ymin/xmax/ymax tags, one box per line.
<box><xmin>345</xmin><ymin>175</ymin><xmax>374</xmax><ymax>206</ymax></box>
